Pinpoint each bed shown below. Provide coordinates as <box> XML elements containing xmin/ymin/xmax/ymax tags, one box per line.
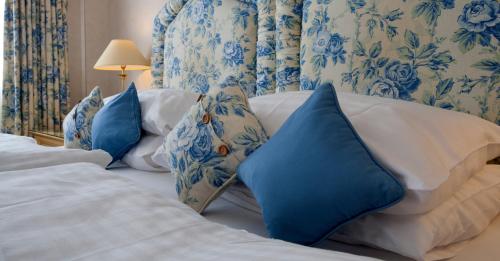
<box><xmin>1</xmin><ymin>0</ymin><xmax>499</xmax><ymax>260</ymax></box>
<box><xmin>2</xmin><ymin>133</ymin><xmax>496</xmax><ymax>260</ymax></box>
<box><xmin>0</xmin><ymin>161</ymin><xmax>373</xmax><ymax>261</ymax></box>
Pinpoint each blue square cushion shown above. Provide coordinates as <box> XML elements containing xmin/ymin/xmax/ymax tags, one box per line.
<box><xmin>92</xmin><ymin>83</ymin><xmax>142</xmax><ymax>163</ymax></box>
<box><xmin>237</xmin><ymin>83</ymin><xmax>405</xmax><ymax>245</ymax></box>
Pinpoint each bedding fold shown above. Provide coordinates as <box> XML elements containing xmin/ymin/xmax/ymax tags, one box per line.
<box><xmin>0</xmin><ymin>134</ymin><xmax>112</xmax><ymax>171</ymax></box>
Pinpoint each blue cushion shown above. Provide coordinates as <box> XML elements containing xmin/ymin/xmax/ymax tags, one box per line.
<box><xmin>92</xmin><ymin>83</ymin><xmax>142</xmax><ymax>163</ymax></box>
<box><xmin>237</xmin><ymin>83</ymin><xmax>405</xmax><ymax>245</ymax></box>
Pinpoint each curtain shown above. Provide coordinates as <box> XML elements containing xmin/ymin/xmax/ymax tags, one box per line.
<box><xmin>1</xmin><ymin>0</ymin><xmax>69</xmax><ymax>136</ymax></box>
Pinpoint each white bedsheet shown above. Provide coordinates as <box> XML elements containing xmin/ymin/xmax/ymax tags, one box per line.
<box><xmin>0</xmin><ymin>163</ymin><xmax>375</xmax><ymax>261</ymax></box>
<box><xmin>111</xmin><ymin>168</ymin><xmax>410</xmax><ymax>260</ymax></box>
<box><xmin>111</xmin><ymin>167</ymin><xmax>500</xmax><ymax>261</ymax></box>
<box><xmin>0</xmin><ymin>134</ymin><xmax>112</xmax><ymax>171</ymax></box>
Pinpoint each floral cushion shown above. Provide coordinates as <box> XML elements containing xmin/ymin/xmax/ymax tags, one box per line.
<box><xmin>161</xmin><ymin>0</ymin><xmax>258</xmax><ymax>97</ymax></box>
<box><xmin>63</xmin><ymin>86</ymin><xmax>103</xmax><ymax>150</ymax></box>
<box><xmin>301</xmin><ymin>0</ymin><xmax>500</xmax><ymax>123</ymax></box>
<box><xmin>165</xmin><ymin>81</ymin><xmax>268</xmax><ymax>213</ymax></box>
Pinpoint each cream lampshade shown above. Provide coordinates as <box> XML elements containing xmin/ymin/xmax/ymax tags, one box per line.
<box><xmin>94</xmin><ymin>39</ymin><xmax>150</xmax><ymax>91</ymax></box>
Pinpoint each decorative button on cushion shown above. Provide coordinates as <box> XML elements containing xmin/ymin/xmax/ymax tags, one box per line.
<box><xmin>63</xmin><ymin>86</ymin><xmax>103</xmax><ymax>150</ymax></box>
<box><xmin>165</xmin><ymin>83</ymin><xmax>268</xmax><ymax>213</ymax></box>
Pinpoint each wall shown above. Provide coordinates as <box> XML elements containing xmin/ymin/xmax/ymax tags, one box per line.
<box><xmin>68</xmin><ymin>0</ymin><xmax>163</xmax><ymax>103</ymax></box>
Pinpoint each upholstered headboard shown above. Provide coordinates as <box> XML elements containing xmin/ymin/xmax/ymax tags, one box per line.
<box><xmin>152</xmin><ymin>0</ymin><xmax>499</xmax><ymax>124</ymax></box>
<box><xmin>151</xmin><ymin>0</ymin><xmax>258</xmax><ymax>96</ymax></box>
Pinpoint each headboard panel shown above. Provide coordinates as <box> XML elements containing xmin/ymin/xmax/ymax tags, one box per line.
<box><xmin>300</xmin><ymin>0</ymin><xmax>499</xmax><ymax>124</ymax></box>
<box><xmin>151</xmin><ymin>0</ymin><xmax>188</xmax><ymax>88</ymax></box>
<box><xmin>152</xmin><ymin>0</ymin><xmax>499</xmax><ymax>123</ymax></box>
<box><xmin>152</xmin><ymin>0</ymin><xmax>258</xmax><ymax>96</ymax></box>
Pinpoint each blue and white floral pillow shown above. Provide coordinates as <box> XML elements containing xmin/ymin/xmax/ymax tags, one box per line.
<box><xmin>63</xmin><ymin>87</ymin><xmax>103</xmax><ymax>150</ymax></box>
<box><xmin>301</xmin><ymin>0</ymin><xmax>499</xmax><ymax>123</ymax></box>
<box><xmin>165</xmin><ymin>81</ymin><xmax>268</xmax><ymax>213</ymax></box>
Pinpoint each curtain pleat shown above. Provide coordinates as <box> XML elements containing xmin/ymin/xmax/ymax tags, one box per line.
<box><xmin>1</xmin><ymin>0</ymin><xmax>69</xmax><ymax>136</ymax></box>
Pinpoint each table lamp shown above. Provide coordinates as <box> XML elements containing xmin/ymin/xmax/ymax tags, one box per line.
<box><xmin>94</xmin><ymin>39</ymin><xmax>150</xmax><ymax>91</ymax></box>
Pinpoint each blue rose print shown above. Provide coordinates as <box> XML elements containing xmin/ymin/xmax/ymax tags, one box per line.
<box><xmin>300</xmin><ymin>76</ymin><xmax>322</xmax><ymax>91</ymax></box>
<box><xmin>223</xmin><ymin>41</ymin><xmax>244</xmax><ymax>67</ymax></box>
<box><xmin>384</xmin><ymin>61</ymin><xmax>421</xmax><ymax>99</ymax></box>
<box><xmin>312</xmin><ymin>30</ymin><xmax>330</xmax><ymax>54</ymax></box>
<box><xmin>192</xmin><ymin>74</ymin><xmax>210</xmax><ymax>94</ymax></box>
<box><xmin>192</xmin><ymin>1</ymin><xmax>208</xmax><ymax>25</ymax></box>
<box><xmin>257</xmin><ymin>42</ymin><xmax>274</xmax><ymax>57</ymax></box>
<box><xmin>458</xmin><ymin>0</ymin><xmax>499</xmax><ymax>33</ymax></box>
<box><xmin>173</xmin><ymin>117</ymin><xmax>199</xmax><ymax>152</ymax></box>
<box><xmin>369</xmin><ymin>78</ymin><xmax>400</xmax><ymax>99</ymax></box>
<box><xmin>442</xmin><ymin>0</ymin><xmax>455</xmax><ymax>9</ymax></box>
<box><xmin>188</xmin><ymin>125</ymin><xmax>213</xmax><ymax>163</ymax></box>
<box><xmin>329</xmin><ymin>33</ymin><xmax>347</xmax><ymax>64</ymax></box>
<box><xmin>312</xmin><ymin>30</ymin><xmax>346</xmax><ymax>66</ymax></box>
<box><xmin>257</xmin><ymin>72</ymin><xmax>272</xmax><ymax>90</ymax></box>
<box><xmin>277</xmin><ymin>67</ymin><xmax>300</xmax><ymax>86</ymax></box>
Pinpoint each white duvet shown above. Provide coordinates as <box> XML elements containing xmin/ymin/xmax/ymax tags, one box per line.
<box><xmin>0</xmin><ymin>163</ymin><xmax>374</xmax><ymax>261</ymax></box>
<box><xmin>0</xmin><ymin>134</ymin><xmax>112</xmax><ymax>171</ymax></box>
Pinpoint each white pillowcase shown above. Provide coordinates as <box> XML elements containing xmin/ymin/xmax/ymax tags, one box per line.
<box><xmin>151</xmin><ymin>143</ymin><xmax>170</xmax><ymax>169</ymax></box>
<box><xmin>122</xmin><ymin>135</ymin><xmax>167</xmax><ymax>172</ymax></box>
<box><xmin>333</xmin><ymin>165</ymin><xmax>500</xmax><ymax>261</ymax></box>
<box><xmin>139</xmin><ymin>88</ymin><xmax>198</xmax><ymax>136</ymax></box>
<box><xmin>249</xmin><ymin>91</ymin><xmax>500</xmax><ymax>215</ymax></box>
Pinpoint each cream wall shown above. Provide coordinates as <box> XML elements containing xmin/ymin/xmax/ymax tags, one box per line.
<box><xmin>68</xmin><ymin>0</ymin><xmax>164</xmax><ymax>103</ymax></box>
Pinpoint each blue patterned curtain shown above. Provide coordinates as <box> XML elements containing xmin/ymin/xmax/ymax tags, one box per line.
<box><xmin>1</xmin><ymin>0</ymin><xmax>69</xmax><ymax>135</ymax></box>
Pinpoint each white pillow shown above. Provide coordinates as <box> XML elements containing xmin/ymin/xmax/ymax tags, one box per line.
<box><xmin>151</xmin><ymin>141</ymin><xmax>170</xmax><ymax>169</ymax></box>
<box><xmin>333</xmin><ymin>165</ymin><xmax>500</xmax><ymax>261</ymax></box>
<box><xmin>122</xmin><ymin>135</ymin><xmax>167</xmax><ymax>172</ymax></box>
<box><xmin>139</xmin><ymin>88</ymin><xmax>198</xmax><ymax>136</ymax></box>
<box><xmin>249</xmin><ymin>91</ymin><xmax>500</xmax><ymax>215</ymax></box>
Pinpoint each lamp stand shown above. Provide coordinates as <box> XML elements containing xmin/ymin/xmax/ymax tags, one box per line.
<box><xmin>119</xmin><ymin>65</ymin><xmax>127</xmax><ymax>91</ymax></box>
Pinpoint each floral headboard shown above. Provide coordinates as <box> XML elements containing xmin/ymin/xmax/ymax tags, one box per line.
<box><xmin>151</xmin><ymin>0</ymin><xmax>258</xmax><ymax>96</ymax></box>
<box><xmin>152</xmin><ymin>0</ymin><xmax>499</xmax><ymax>123</ymax></box>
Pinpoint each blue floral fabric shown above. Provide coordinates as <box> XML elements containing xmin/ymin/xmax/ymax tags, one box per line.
<box><xmin>276</xmin><ymin>0</ymin><xmax>303</xmax><ymax>92</ymax></box>
<box><xmin>165</xmin><ymin>82</ymin><xmax>268</xmax><ymax>213</ymax></box>
<box><xmin>301</xmin><ymin>0</ymin><xmax>499</xmax><ymax>123</ymax></box>
<box><xmin>256</xmin><ymin>0</ymin><xmax>277</xmax><ymax>95</ymax></box>
<box><xmin>151</xmin><ymin>0</ymin><xmax>188</xmax><ymax>88</ymax></box>
<box><xmin>63</xmin><ymin>87</ymin><xmax>103</xmax><ymax>150</ymax></box>
<box><xmin>152</xmin><ymin>0</ymin><xmax>499</xmax><ymax>123</ymax></box>
<box><xmin>1</xmin><ymin>0</ymin><xmax>70</xmax><ymax>135</ymax></box>
<box><xmin>159</xmin><ymin>0</ymin><xmax>258</xmax><ymax>97</ymax></box>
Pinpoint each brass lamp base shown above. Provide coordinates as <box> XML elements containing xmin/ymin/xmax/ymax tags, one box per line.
<box><xmin>119</xmin><ymin>65</ymin><xmax>127</xmax><ymax>91</ymax></box>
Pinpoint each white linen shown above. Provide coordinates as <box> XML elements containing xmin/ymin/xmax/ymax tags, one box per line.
<box><xmin>249</xmin><ymin>91</ymin><xmax>500</xmax><ymax>215</ymax></box>
<box><xmin>110</xmin><ymin>168</ymin><xmax>409</xmax><ymax>260</ymax></box>
<box><xmin>110</xmin><ymin>167</ymin><xmax>500</xmax><ymax>261</ymax></box>
<box><xmin>0</xmin><ymin>134</ymin><xmax>112</xmax><ymax>171</ymax></box>
<box><xmin>0</xmin><ymin>163</ymin><xmax>374</xmax><ymax>261</ymax></box>
<box><xmin>333</xmin><ymin>165</ymin><xmax>500</xmax><ymax>261</ymax></box>
<box><xmin>139</xmin><ymin>88</ymin><xmax>198</xmax><ymax>136</ymax></box>
<box><xmin>122</xmin><ymin>135</ymin><xmax>167</xmax><ymax>172</ymax></box>
<box><xmin>151</xmin><ymin>139</ymin><xmax>171</xmax><ymax>168</ymax></box>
